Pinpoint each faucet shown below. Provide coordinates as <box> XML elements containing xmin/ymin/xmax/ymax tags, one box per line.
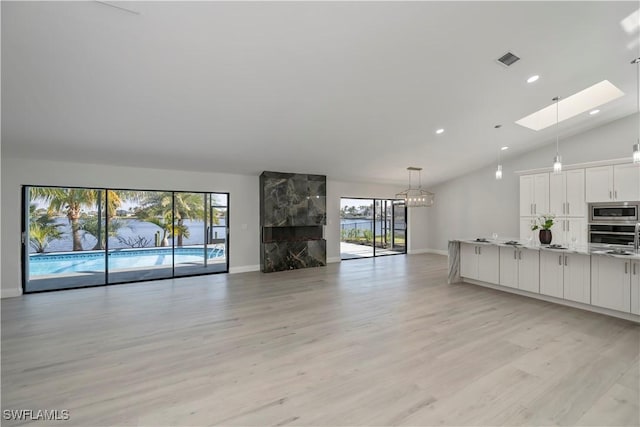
<box><xmin>635</xmin><ymin>222</ymin><xmax>640</xmax><ymax>253</ymax></box>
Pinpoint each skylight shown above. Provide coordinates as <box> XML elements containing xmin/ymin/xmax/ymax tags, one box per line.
<box><xmin>515</xmin><ymin>80</ymin><xmax>624</xmax><ymax>131</ymax></box>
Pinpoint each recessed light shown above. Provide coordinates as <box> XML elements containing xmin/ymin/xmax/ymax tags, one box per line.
<box><xmin>436</xmin><ymin>128</ymin><xmax>444</xmax><ymax>134</ymax></box>
<box><xmin>501</xmin><ymin>146</ymin><xmax>509</xmax><ymax>151</ymax></box>
<box><xmin>527</xmin><ymin>75</ymin><xmax>540</xmax><ymax>83</ymax></box>
<box><xmin>515</xmin><ymin>80</ymin><xmax>624</xmax><ymax>131</ymax></box>
<box><xmin>589</xmin><ymin>109</ymin><xmax>600</xmax><ymax>115</ymax></box>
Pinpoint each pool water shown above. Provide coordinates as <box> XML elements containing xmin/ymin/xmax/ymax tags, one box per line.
<box><xmin>29</xmin><ymin>247</ymin><xmax>225</xmax><ymax>276</ymax></box>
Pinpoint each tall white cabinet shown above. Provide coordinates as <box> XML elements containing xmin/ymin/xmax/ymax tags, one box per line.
<box><xmin>520</xmin><ymin>174</ymin><xmax>549</xmax><ymax>216</ymax></box>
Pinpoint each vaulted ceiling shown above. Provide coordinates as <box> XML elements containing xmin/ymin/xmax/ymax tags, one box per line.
<box><xmin>2</xmin><ymin>1</ymin><xmax>638</xmax><ymax>185</ymax></box>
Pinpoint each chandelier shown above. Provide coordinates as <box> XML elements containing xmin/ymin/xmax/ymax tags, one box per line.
<box><xmin>396</xmin><ymin>167</ymin><xmax>434</xmax><ymax>207</ymax></box>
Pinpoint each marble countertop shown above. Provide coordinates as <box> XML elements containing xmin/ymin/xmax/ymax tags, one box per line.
<box><xmin>450</xmin><ymin>238</ymin><xmax>640</xmax><ymax>260</ymax></box>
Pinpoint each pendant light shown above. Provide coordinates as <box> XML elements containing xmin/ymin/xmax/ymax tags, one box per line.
<box><xmin>396</xmin><ymin>167</ymin><xmax>435</xmax><ymax>207</ymax></box>
<box><xmin>552</xmin><ymin>96</ymin><xmax>562</xmax><ymax>174</ymax></box>
<box><xmin>632</xmin><ymin>57</ymin><xmax>640</xmax><ymax>164</ymax></box>
<box><xmin>494</xmin><ymin>124</ymin><xmax>503</xmax><ymax>180</ymax></box>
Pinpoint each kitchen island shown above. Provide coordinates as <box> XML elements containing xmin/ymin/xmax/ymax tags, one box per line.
<box><xmin>449</xmin><ymin>239</ymin><xmax>640</xmax><ymax>323</ymax></box>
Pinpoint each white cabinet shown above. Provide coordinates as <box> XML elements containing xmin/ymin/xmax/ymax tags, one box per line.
<box><xmin>614</xmin><ymin>164</ymin><xmax>640</xmax><ymax>202</ymax></box>
<box><xmin>520</xmin><ymin>173</ymin><xmax>549</xmax><ymax>217</ymax></box>
<box><xmin>632</xmin><ymin>261</ymin><xmax>640</xmax><ymax>315</ymax></box>
<box><xmin>499</xmin><ymin>247</ymin><xmax>519</xmax><ymax>289</ymax></box>
<box><xmin>550</xmin><ymin>169</ymin><xmax>585</xmax><ymax>217</ymax></box>
<box><xmin>586</xmin><ymin>164</ymin><xmax>640</xmax><ymax>203</ymax></box>
<box><xmin>478</xmin><ymin>245</ymin><xmax>500</xmax><ymax>284</ymax></box>
<box><xmin>540</xmin><ymin>251</ymin><xmax>591</xmax><ymax>302</ymax></box>
<box><xmin>591</xmin><ymin>255</ymin><xmax>631</xmax><ymax>313</ymax></box>
<box><xmin>499</xmin><ymin>247</ymin><xmax>539</xmax><ymax>293</ymax></box>
<box><xmin>460</xmin><ymin>243</ymin><xmax>477</xmax><ymax>279</ymax></box>
<box><xmin>540</xmin><ymin>251</ymin><xmax>564</xmax><ymax>298</ymax></box>
<box><xmin>563</xmin><ymin>253</ymin><xmax>591</xmax><ymax>304</ymax></box>
<box><xmin>585</xmin><ymin>166</ymin><xmax>613</xmax><ymax>203</ymax></box>
<box><xmin>518</xmin><ymin>248</ymin><xmax>540</xmax><ymax>293</ymax></box>
<box><xmin>460</xmin><ymin>243</ymin><xmax>499</xmax><ymax>284</ymax></box>
<box><xmin>549</xmin><ymin>218</ymin><xmax>587</xmax><ymax>247</ymax></box>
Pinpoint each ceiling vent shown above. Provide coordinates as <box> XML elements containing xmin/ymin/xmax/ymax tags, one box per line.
<box><xmin>496</xmin><ymin>52</ymin><xmax>520</xmax><ymax>67</ymax></box>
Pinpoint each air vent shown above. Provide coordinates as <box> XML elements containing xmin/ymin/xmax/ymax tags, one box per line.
<box><xmin>497</xmin><ymin>52</ymin><xmax>520</xmax><ymax>67</ymax></box>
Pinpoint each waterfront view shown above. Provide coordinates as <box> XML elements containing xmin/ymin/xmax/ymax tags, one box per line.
<box><xmin>340</xmin><ymin>198</ymin><xmax>407</xmax><ymax>259</ymax></box>
<box><xmin>25</xmin><ymin>187</ymin><xmax>229</xmax><ymax>292</ymax></box>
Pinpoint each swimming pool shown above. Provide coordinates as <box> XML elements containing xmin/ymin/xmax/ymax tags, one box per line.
<box><xmin>28</xmin><ymin>247</ymin><xmax>225</xmax><ymax>276</ymax></box>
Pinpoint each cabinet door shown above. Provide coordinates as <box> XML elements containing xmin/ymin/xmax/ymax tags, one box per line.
<box><xmin>533</xmin><ymin>173</ymin><xmax>549</xmax><ymax>214</ymax></box>
<box><xmin>520</xmin><ymin>218</ymin><xmax>538</xmax><ymax>245</ymax></box>
<box><xmin>499</xmin><ymin>247</ymin><xmax>519</xmax><ymax>289</ymax></box>
<box><xmin>540</xmin><ymin>250</ymin><xmax>564</xmax><ymax>298</ymax></box>
<box><xmin>460</xmin><ymin>243</ymin><xmax>478</xmax><ymax>279</ymax></box>
<box><xmin>565</xmin><ymin>218</ymin><xmax>586</xmax><ymax>248</ymax></box>
<box><xmin>549</xmin><ymin>172</ymin><xmax>566</xmax><ymax>217</ymax></box>
<box><xmin>520</xmin><ymin>175</ymin><xmax>535</xmax><ymax>217</ymax></box>
<box><xmin>477</xmin><ymin>244</ymin><xmax>499</xmax><ymax>284</ymax></box>
<box><xmin>632</xmin><ymin>261</ymin><xmax>640</xmax><ymax>315</ymax></box>
<box><xmin>613</xmin><ymin>163</ymin><xmax>640</xmax><ymax>202</ymax></box>
<box><xmin>565</xmin><ymin>169</ymin><xmax>585</xmax><ymax>217</ymax></box>
<box><xmin>563</xmin><ymin>254</ymin><xmax>591</xmax><ymax>304</ymax></box>
<box><xmin>591</xmin><ymin>255</ymin><xmax>631</xmax><ymax>313</ymax></box>
<box><xmin>585</xmin><ymin>166</ymin><xmax>613</xmax><ymax>203</ymax></box>
<box><xmin>518</xmin><ymin>249</ymin><xmax>540</xmax><ymax>293</ymax></box>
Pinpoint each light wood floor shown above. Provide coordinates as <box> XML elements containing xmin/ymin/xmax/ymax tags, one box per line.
<box><xmin>2</xmin><ymin>254</ymin><xmax>639</xmax><ymax>426</ymax></box>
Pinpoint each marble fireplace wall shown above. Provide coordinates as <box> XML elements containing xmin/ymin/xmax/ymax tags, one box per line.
<box><xmin>261</xmin><ymin>171</ymin><xmax>326</xmax><ymax>226</ymax></box>
<box><xmin>260</xmin><ymin>171</ymin><xmax>327</xmax><ymax>272</ymax></box>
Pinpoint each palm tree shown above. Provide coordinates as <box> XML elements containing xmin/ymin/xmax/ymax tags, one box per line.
<box><xmin>136</xmin><ymin>192</ymin><xmax>206</xmax><ymax>247</ymax></box>
<box><xmin>173</xmin><ymin>193</ymin><xmax>205</xmax><ymax>247</ymax></box>
<box><xmin>28</xmin><ymin>204</ymin><xmax>63</xmax><ymax>253</ymax></box>
<box><xmin>31</xmin><ymin>188</ymin><xmax>99</xmax><ymax>251</ymax></box>
<box><xmin>30</xmin><ymin>188</ymin><xmax>138</xmax><ymax>251</ymax></box>
<box><xmin>80</xmin><ymin>215</ymin><xmax>125</xmax><ymax>250</ymax></box>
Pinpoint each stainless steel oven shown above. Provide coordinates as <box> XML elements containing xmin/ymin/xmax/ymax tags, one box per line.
<box><xmin>589</xmin><ymin>202</ymin><xmax>640</xmax><ymax>246</ymax></box>
<box><xmin>589</xmin><ymin>202</ymin><xmax>639</xmax><ymax>223</ymax></box>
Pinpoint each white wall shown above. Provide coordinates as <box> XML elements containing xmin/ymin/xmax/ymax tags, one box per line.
<box><xmin>425</xmin><ymin>113</ymin><xmax>639</xmax><ymax>252</ymax></box>
<box><xmin>1</xmin><ymin>158</ymin><xmax>429</xmax><ymax>297</ymax></box>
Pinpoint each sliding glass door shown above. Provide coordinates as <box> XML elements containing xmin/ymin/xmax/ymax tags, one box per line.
<box><xmin>107</xmin><ymin>191</ymin><xmax>174</xmax><ymax>284</ymax></box>
<box><xmin>24</xmin><ymin>187</ymin><xmax>108</xmax><ymax>292</ymax></box>
<box><xmin>340</xmin><ymin>197</ymin><xmax>407</xmax><ymax>260</ymax></box>
<box><xmin>23</xmin><ymin>186</ymin><xmax>229</xmax><ymax>293</ymax></box>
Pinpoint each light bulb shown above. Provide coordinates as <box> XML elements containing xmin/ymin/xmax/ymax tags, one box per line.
<box><xmin>634</xmin><ymin>143</ymin><xmax>640</xmax><ymax>164</ymax></box>
<box><xmin>553</xmin><ymin>155</ymin><xmax>562</xmax><ymax>174</ymax></box>
<box><xmin>495</xmin><ymin>164</ymin><xmax>503</xmax><ymax>180</ymax></box>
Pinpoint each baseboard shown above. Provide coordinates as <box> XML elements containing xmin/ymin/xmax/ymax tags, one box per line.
<box><xmin>327</xmin><ymin>257</ymin><xmax>341</xmax><ymax>263</ymax></box>
<box><xmin>1</xmin><ymin>288</ymin><xmax>22</xmax><ymax>298</ymax></box>
<box><xmin>229</xmin><ymin>265</ymin><xmax>261</xmax><ymax>274</ymax></box>
<box><xmin>461</xmin><ymin>278</ymin><xmax>640</xmax><ymax>324</ymax></box>
<box><xmin>408</xmin><ymin>248</ymin><xmax>448</xmax><ymax>256</ymax></box>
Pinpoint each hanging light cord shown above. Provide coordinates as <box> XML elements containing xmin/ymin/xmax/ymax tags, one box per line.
<box><xmin>555</xmin><ymin>96</ymin><xmax>560</xmax><ymax>155</ymax></box>
<box><xmin>636</xmin><ymin>57</ymin><xmax>639</xmax><ymax>144</ymax></box>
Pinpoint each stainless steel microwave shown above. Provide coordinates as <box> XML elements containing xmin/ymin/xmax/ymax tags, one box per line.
<box><xmin>589</xmin><ymin>202</ymin><xmax>639</xmax><ymax>223</ymax></box>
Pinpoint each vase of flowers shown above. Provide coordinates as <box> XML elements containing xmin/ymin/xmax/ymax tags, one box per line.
<box><xmin>531</xmin><ymin>214</ymin><xmax>555</xmax><ymax>245</ymax></box>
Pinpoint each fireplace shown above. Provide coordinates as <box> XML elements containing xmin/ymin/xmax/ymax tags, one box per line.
<box><xmin>260</xmin><ymin>171</ymin><xmax>327</xmax><ymax>273</ymax></box>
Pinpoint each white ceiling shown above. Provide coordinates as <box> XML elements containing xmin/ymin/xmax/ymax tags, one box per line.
<box><xmin>2</xmin><ymin>1</ymin><xmax>639</xmax><ymax>186</ymax></box>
